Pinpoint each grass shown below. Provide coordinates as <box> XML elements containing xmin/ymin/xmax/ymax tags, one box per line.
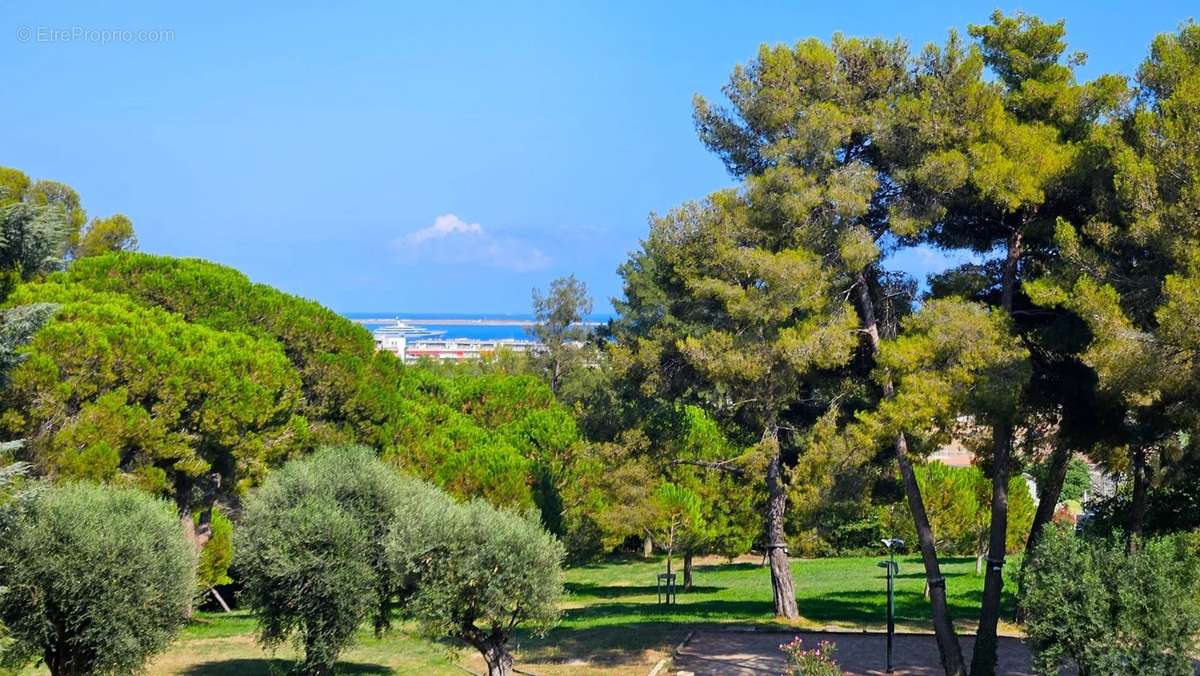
<box><xmin>18</xmin><ymin>554</ymin><xmax>1015</xmax><ymax>675</ymax></box>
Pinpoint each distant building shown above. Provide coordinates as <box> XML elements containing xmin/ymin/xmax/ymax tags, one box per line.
<box><xmin>929</xmin><ymin>439</ymin><xmax>974</xmax><ymax>468</ymax></box>
<box><xmin>366</xmin><ymin>319</ymin><xmax>540</xmax><ymax>363</ymax></box>
<box><xmin>402</xmin><ymin>338</ymin><xmax>538</xmax><ymax>363</ymax></box>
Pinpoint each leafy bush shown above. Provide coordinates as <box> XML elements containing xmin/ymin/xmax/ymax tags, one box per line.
<box><xmin>1029</xmin><ymin>456</ymin><xmax>1092</xmax><ymax>503</ymax></box>
<box><xmin>1020</xmin><ymin>525</ymin><xmax>1200</xmax><ymax>675</ymax></box>
<box><xmin>389</xmin><ymin>497</ymin><xmax>565</xmax><ymax>676</ymax></box>
<box><xmin>0</xmin><ymin>483</ymin><xmax>194</xmax><ymax>675</ymax></box>
<box><xmin>196</xmin><ymin>507</ymin><xmax>234</xmax><ymax>594</ymax></box>
<box><xmin>780</xmin><ymin>636</ymin><xmax>842</xmax><ymax>675</ymax></box>
<box><xmin>238</xmin><ymin>446</ymin><xmax>410</xmax><ymax>674</ymax></box>
<box><xmin>890</xmin><ymin>462</ymin><xmax>1035</xmax><ymax>557</ymax></box>
<box><xmin>239</xmin><ymin>493</ymin><xmax>373</xmax><ymax>676</ymax></box>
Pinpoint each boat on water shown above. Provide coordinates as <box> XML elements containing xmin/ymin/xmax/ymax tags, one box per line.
<box><xmin>371</xmin><ymin>319</ymin><xmax>446</xmax><ymax>340</ymax></box>
<box><xmin>371</xmin><ymin>320</ymin><xmax>445</xmax><ymax>356</ymax></box>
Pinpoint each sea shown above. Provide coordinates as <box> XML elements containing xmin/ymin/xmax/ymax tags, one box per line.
<box><xmin>342</xmin><ymin>312</ymin><xmax>610</xmax><ymax>342</ymax></box>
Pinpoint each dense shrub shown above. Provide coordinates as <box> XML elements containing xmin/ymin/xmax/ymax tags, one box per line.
<box><xmin>196</xmin><ymin>507</ymin><xmax>234</xmax><ymax>599</ymax></box>
<box><xmin>389</xmin><ymin>497</ymin><xmax>565</xmax><ymax>676</ymax></box>
<box><xmin>1029</xmin><ymin>456</ymin><xmax>1093</xmax><ymax>503</ymax></box>
<box><xmin>0</xmin><ymin>483</ymin><xmax>194</xmax><ymax>675</ymax></box>
<box><xmin>890</xmin><ymin>462</ymin><xmax>1035</xmax><ymax>557</ymax></box>
<box><xmin>1020</xmin><ymin>525</ymin><xmax>1200</xmax><ymax>675</ymax></box>
<box><xmin>238</xmin><ymin>446</ymin><xmax>411</xmax><ymax>674</ymax></box>
<box><xmin>1085</xmin><ymin>453</ymin><xmax>1200</xmax><ymax>537</ymax></box>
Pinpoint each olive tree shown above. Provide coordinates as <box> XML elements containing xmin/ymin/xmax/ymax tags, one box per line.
<box><xmin>0</xmin><ymin>483</ymin><xmax>194</xmax><ymax>676</ymax></box>
<box><xmin>239</xmin><ymin>494</ymin><xmax>374</xmax><ymax>676</ymax></box>
<box><xmin>389</xmin><ymin>496</ymin><xmax>565</xmax><ymax>676</ymax></box>
<box><xmin>237</xmin><ymin>445</ymin><xmax>408</xmax><ymax>675</ymax></box>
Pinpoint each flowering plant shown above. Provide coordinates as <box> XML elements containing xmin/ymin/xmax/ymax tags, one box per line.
<box><xmin>780</xmin><ymin>636</ymin><xmax>843</xmax><ymax>676</ymax></box>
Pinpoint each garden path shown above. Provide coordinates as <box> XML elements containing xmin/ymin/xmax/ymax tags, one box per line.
<box><xmin>670</xmin><ymin>629</ymin><xmax>1035</xmax><ymax>675</ymax></box>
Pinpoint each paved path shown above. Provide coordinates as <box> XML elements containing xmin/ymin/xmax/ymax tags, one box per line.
<box><xmin>672</xmin><ymin>630</ymin><xmax>1035</xmax><ymax>675</ymax></box>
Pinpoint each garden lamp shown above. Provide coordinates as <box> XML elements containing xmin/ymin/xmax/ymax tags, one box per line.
<box><xmin>878</xmin><ymin>538</ymin><xmax>903</xmax><ymax>673</ymax></box>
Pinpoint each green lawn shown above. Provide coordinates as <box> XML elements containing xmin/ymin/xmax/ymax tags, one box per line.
<box><xmin>21</xmin><ymin>554</ymin><xmax>1016</xmax><ymax>675</ymax></box>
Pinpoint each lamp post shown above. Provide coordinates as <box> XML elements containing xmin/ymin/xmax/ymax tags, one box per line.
<box><xmin>877</xmin><ymin>538</ymin><xmax>903</xmax><ymax>674</ymax></box>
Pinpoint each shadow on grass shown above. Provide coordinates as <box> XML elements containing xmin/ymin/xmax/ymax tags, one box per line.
<box><xmin>179</xmin><ymin>659</ymin><xmax>390</xmax><ymax>675</ymax></box>
<box><xmin>571</xmin><ymin>598</ymin><xmax>770</xmax><ymax>619</ymax></box>
<box><xmin>525</xmin><ymin>557</ymin><xmax>1013</xmax><ymax>668</ymax></box>
<box><xmin>795</xmin><ymin>588</ymin><xmax>1018</xmax><ymax>627</ymax></box>
<box><xmin>695</xmin><ymin>561</ymin><xmax>761</xmax><ymax>573</ymax></box>
<box><xmin>565</xmin><ymin>581</ymin><xmax>725</xmax><ymax>597</ymax></box>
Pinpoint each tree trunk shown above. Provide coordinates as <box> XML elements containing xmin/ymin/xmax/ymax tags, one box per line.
<box><xmin>971</xmin><ymin>228</ymin><xmax>1022</xmax><ymax>676</ymax></box>
<box><xmin>210</xmin><ymin>586</ymin><xmax>232</xmax><ymax>613</ymax></box>
<box><xmin>1128</xmin><ymin>447</ymin><xmax>1147</xmax><ymax>553</ymax></box>
<box><xmin>765</xmin><ymin>441</ymin><xmax>799</xmax><ymax>619</ymax></box>
<box><xmin>854</xmin><ymin>273</ymin><xmax>965</xmax><ymax>675</ymax></box>
<box><xmin>44</xmin><ymin>648</ymin><xmax>72</xmax><ymax>676</ymax></box>
<box><xmin>642</xmin><ymin>533</ymin><xmax>653</xmax><ymax>559</ymax></box>
<box><xmin>482</xmin><ymin>642</ymin><xmax>514</xmax><ymax>676</ymax></box>
<box><xmin>683</xmin><ymin>550</ymin><xmax>694</xmax><ymax>590</ymax></box>
<box><xmin>304</xmin><ymin>629</ymin><xmax>335</xmax><ymax>676</ymax></box>
<box><xmin>1026</xmin><ymin>445</ymin><xmax>1072</xmax><ymax>556</ymax></box>
<box><xmin>465</xmin><ymin>626</ymin><xmax>515</xmax><ymax>676</ymax></box>
<box><xmin>971</xmin><ymin>424</ymin><xmax>1011</xmax><ymax>676</ymax></box>
<box><xmin>976</xmin><ymin>552</ymin><xmax>985</xmax><ymax>576</ymax></box>
<box><xmin>897</xmin><ymin>434</ymin><xmax>967</xmax><ymax>676</ymax></box>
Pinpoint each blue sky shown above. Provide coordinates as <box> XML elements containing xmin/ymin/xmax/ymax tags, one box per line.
<box><xmin>1</xmin><ymin>2</ymin><xmax>1193</xmax><ymax>314</ymax></box>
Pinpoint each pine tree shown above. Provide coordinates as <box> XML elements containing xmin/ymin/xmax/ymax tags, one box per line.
<box><xmin>614</xmin><ymin>189</ymin><xmax>859</xmax><ymax>618</ymax></box>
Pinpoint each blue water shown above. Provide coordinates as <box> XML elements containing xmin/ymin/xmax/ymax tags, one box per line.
<box><xmin>343</xmin><ymin>312</ymin><xmax>609</xmax><ymax>342</ymax></box>
<box><xmin>413</xmin><ymin>324</ymin><xmax>533</xmax><ymax>341</ymax></box>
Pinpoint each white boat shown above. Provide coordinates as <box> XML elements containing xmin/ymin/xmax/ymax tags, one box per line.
<box><xmin>371</xmin><ymin>319</ymin><xmax>445</xmax><ymax>341</ymax></box>
<box><xmin>372</xmin><ymin>320</ymin><xmax>445</xmax><ymax>357</ymax></box>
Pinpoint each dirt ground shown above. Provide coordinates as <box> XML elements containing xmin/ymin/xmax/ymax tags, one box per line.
<box><xmin>671</xmin><ymin>629</ymin><xmax>1035</xmax><ymax>675</ymax></box>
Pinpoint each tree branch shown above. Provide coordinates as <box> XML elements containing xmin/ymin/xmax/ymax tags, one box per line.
<box><xmin>670</xmin><ymin>458</ymin><xmax>746</xmax><ymax>477</ymax></box>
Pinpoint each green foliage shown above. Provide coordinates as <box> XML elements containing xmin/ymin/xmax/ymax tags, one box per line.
<box><xmin>0</xmin><ymin>200</ymin><xmax>69</xmax><ymax>287</ymax></box>
<box><xmin>561</xmin><ymin>431</ymin><xmax>658</xmax><ymax>556</ymax></box>
<box><xmin>0</xmin><ymin>483</ymin><xmax>194</xmax><ymax>675</ymax></box>
<box><xmin>73</xmin><ymin>214</ymin><xmax>137</xmax><ymax>258</ymax></box>
<box><xmin>1085</xmin><ymin>454</ymin><xmax>1200</xmax><ymax>537</ymax></box>
<box><xmin>0</xmin><ymin>462</ymin><xmax>27</xmax><ymax>498</ymax></box>
<box><xmin>241</xmin><ymin>446</ymin><xmax>410</xmax><ymax>632</ymax></box>
<box><xmin>650</xmin><ymin>482</ymin><xmax>703</xmax><ymax>565</ymax></box>
<box><xmin>238</xmin><ymin>446</ymin><xmax>419</xmax><ymax>674</ymax></box>
<box><xmin>1017</xmin><ymin>20</ymin><xmax>1200</xmax><ymax>540</ymax></box>
<box><xmin>196</xmin><ymin>507</ymin><xmax>234</xmax><ymax>589</ymax></box>
<box><xmin>388</xmin><ymin>492</ymin><xmax>564</xmax><ymax>673</ymax></box>
<box><xmin>6</xmin><ymin>253</ymin><xmax>580</xmax><ymax>519</ymax></box>
<box><xmin>1020</xmin><ymin>526</ymin><xmax>1200</xmax><ymax>675</ymax></box>
<box><xmin>1</xmin><ymin>282</ymin><xmax>306</xmax><ymax>505</ymax></box>
<box><xmin>529</xmin><ymin>275</ymin><xmax>595</xmax><ymax>398</ymax></box>
<box><xmin>0</xmin><ymin>303</ymin><xmax>56</xmax><ymax>388</ymax></box>
<box><xmin>855</xmin><ymin>299</ymin><xmax>1030</xmax><ymax>453</ymax></box>
<box><xmin>0</xmin><ymin>167</ymin><xmax>135</xmax><ymax>277</ymax></box>
<box><xmin>239</xmin><ymin>491</ymin><xmax>374</xmax><ymax>675</ymax></box>
<box><xmin>1030</xmin><ymin>456</ymin><xmax>1092</xmax><ymax>503</ymax></box>
<box><xmin>888</xmin><ymin>462</ymin><xmax>1034</xmax><ymax>557</ymax></box>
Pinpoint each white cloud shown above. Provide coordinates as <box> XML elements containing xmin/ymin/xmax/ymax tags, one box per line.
<box><xmin>404</xmin><ymin>213</ymin><xmax>483</xmax><ymax>244</ymax></box>
<box><xmin>394</xmin><ymin>213</ymin><xmax>551</xmax><ymax>272</ymax></box>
